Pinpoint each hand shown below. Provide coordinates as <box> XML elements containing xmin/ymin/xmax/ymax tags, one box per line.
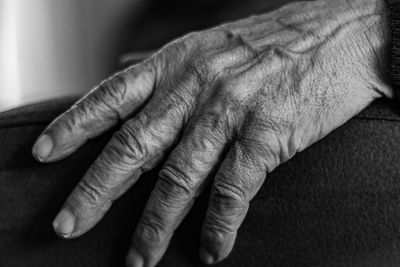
<box><xmin>32</xmin><ymin>0</ymin><xmax>391</xmax><ymax>266</ymax></box>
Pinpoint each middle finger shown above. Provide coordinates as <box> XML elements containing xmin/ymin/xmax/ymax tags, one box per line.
<box><xmin>126</xmin><ymin>101</ymin><xmax>235</xmax><ymax>267</ymax></box>
<box><xmin>52</xmin><ymin>79</ymin><xmax>194</xmax><ymax>238</ymax></box>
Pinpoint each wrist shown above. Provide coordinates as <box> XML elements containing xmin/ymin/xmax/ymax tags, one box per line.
<box><xmin>347</xmin><ymin>0</ymin><xmax>392</xmax><ymax>97</ymax></box>
<box><xmin>382</xmin><ymin>0</ymin><xmax>400</xmax><ymax>98</ymax></box>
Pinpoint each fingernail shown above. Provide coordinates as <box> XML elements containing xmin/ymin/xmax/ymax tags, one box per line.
<box><xmin>199</xmin><ymin>246</ymin><xmax>216</xmax><ymax>264</ymax></box>
<box><xmin>126</xmin><ymin>248</ymin><xmax>144</xmax><ymax>267</ymax></box>
<box><xmin>53</xmin><ymin>208</ymin><xmax>75</xmax><ymax>238</ymax></box>
<box><xmin>32</xmin><ymin>134</ymin><xmax>53</xmax><ymax>161</ymax></box>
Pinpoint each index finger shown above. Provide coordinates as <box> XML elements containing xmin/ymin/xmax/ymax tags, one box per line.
<box><xmin>32</xmin><ymin>60</ymin><xmax>157</xmax><ymax>162</ymax></box>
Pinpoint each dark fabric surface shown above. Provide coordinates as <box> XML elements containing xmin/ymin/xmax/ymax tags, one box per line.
<box><xmin>125</xmin><ymin>0</ymin><xmax>293</xmax><ymax>52</ymax></box>
<box><xmin>2</xmin><ymin>98</ymin><xmax>400</xmax><ymax>267</ymax></box>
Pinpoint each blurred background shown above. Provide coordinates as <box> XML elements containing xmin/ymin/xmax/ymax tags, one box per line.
<box><xmin>0</xmin><ymin>0</ymin><xmax>290</xmax><ymax>111</ymax></box>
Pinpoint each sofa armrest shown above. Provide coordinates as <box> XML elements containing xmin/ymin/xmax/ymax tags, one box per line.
<box><xmin>1</xmin><ymin>98</ymin><xmax>400</xmax><ymax>267</ymax></box>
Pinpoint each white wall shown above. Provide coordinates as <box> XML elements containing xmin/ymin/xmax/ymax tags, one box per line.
<box><xmin>0</xmin><ymin>0</ymin><xmax>145</xmax><ymax>110</ymax></box>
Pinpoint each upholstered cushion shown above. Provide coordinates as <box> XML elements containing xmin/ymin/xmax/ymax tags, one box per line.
<box><xmin>1</xmin><ymin>98</ymin><xmax>400</xmax><ymax>267</ymax></box>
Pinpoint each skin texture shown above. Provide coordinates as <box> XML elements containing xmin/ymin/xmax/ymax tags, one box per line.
<box><xmin>32</xmin><ymin>0</ymin><xmax>391</xmax><ymax>266</ymax></box>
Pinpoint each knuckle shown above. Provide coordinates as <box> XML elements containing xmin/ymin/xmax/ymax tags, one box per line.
<box><xmin>52</xmin><ymin>109</ymin><xmax>79</xmax><ymax>134</ymax></box>
<box><xmin>162</xmin><ymin>89</ymin><xmax>192</xmax><ymax>121</ymax></box>
<box><xmin>202</xmin><ymin>102</ymin><xmax>238</xmax><ymax>140</ymax></box>
<box><xmin>159</xmin><ymin>164</ymin><xmax>196</xmax><ymax>199</ymax></box>
<box><xmin>75</xmin><ymin>178</ymin><xmax>105</xmax><ymax>206</ymax></box>
<box><xmin>189</xmin><ymin>57</ymin><xmax>209</xmax><ymax>80</ymax></box>
<box><xmin>238</xmin><ymin>121</ymin><xmax>283</xmax><ymax>172</ymax></box>
<box><xmin>189</xmin><ymin>55</ymin><xmax>223</xmax><ymax>80</ymax></box>
<box><xmin>49</xmin><ymin>74</ymin><xmax>129</xmax><ymax>135</ymax></box>
<box><xmin>213</xmin><ymin>178</ymin><xmax>248</xmax><ymax>203</ymax></box>
<box><xmin>206</xmin><ymin>197</ymin><xmax>243</xmax><ymax>234</ymax></box>
<box><xmin>203</xmin><ymin>219</ymin><xmax>235</xmax><ymax>239</ymax></box>
<box><xmin>154</xmin><ymin>36</ymin><xmax>191</xmax><ymax>72</ymax></box>
<box><xmin>53</xmin><ymin>101</ymin><xmax>95</xmax><ymax>136</ymax></box>
<box><xmin>206</xmin><ymin>185</ymin><xmax>249</xmax><ymax>233</ymax></box>
<box><xmin>205</xmin><ymin>55</ymin><xmax>225</xmax><ymax>76</ymax></box>
<box><xmin>262</xmin><ymin>44</ymin><xmax>288</xmax><ymax>61</ymax></box>
<box><xmin>135</xmin><ymin>216</ymin><xmax>164</xmax><ymax>246</ymax></box>
<box><xmin>108</xmin><ymin>121</ymin><xmax>146</xmax><ymax>162</ymax></box>
<box><xmin>81</xmin><ymin>74</ymin><xmax>128</xmax><ymax>121</ymax></box>
<box><xmin>98</xmin><ymin>73</ymin><xmax>128</xmax><ymax>107</ymax></box>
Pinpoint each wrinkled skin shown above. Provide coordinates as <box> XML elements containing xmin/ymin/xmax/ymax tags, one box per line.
<box><xmin>32</xmin><ymin>0</ymin><xmax>391</xmax><ymax>266</ymax></box>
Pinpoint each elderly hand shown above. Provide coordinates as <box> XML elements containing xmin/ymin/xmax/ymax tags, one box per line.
<box><xmin>32</xmin><ymin>0</ymin><xmax>390</xmax><ymax>266</ymax></box>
